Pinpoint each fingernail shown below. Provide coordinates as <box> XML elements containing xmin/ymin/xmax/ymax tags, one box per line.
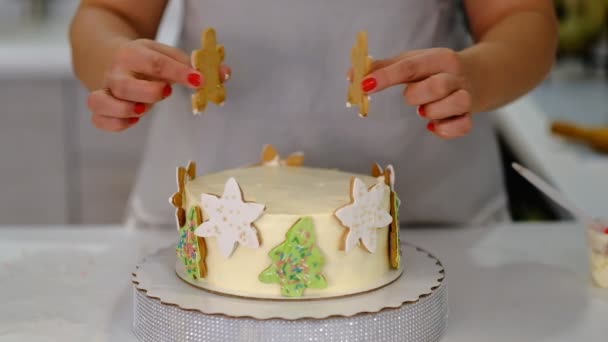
<box><xmin>162</xmin><ymin>84</ymin><xmax>172</xmax><ymax>98</ymax></box>
<box><xmin>361</xmin><ymin>77</ymin><xmax>377</xmax><ymax>92</ymax></box>
<box><xmin>603</xmin><ymin>227</ymin><xmax>608</xmax><ymax>234</ymax></box>
<box><xmin>128</xmin><ymin>117</ymin><xmax>140</xmax><ymax>124</ymax></box>
<box><xmin>188</xmin><ymin>73</ymin><xmax>201</xmax><ymax>87</ymax></box>
<box><xmin>134</xmin><ymin>103</ymin><xmax>146</xmax><ymax>115</ymax></box>
<box><xmin>427</xmin><ymin>121</ymin><xmax>436</xmax><ymax>132</ymax></box>
<box><xmin>417</xmin><ymin>105</ymin><xmax>427</xmax><ymax>117</ymax></box>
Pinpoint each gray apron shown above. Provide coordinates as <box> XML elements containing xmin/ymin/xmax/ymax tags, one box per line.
<box><xmin>130</xmin><ymin>0</ymin><xmax>508</xmax><ymax>227</ymax></box>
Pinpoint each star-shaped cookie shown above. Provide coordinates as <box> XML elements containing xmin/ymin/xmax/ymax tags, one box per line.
<box><xmin>335</xmin><ymin>178</ymin><xmax>392</xmax><ymax>253</ymax></box>
<box><xmin>195</xmin><ymin>177</ymin><xmax>265</xmax><ymax>258</ymax></box>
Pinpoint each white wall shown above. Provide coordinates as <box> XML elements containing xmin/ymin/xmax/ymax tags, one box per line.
<box><xmin>0</xmin><ymin>0</ymin><xmax>182</xmax><ymax>224</ymax></box>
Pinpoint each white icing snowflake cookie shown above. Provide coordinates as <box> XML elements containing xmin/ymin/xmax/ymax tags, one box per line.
<box><xmin>195</xmin><ymin>177</ymin><xmax>265</xmax><ymax>258</ymax></box>
<box><xmin>335</xmin><ymin>178</ymin><xmax>392</xmax><ymax>253</ymax></box>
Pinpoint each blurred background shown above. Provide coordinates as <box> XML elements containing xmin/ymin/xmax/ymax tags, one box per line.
<box><xmin>0</xmin><ymin>0</ymin><xmax>606</xmax><ymax>225</ymax></box>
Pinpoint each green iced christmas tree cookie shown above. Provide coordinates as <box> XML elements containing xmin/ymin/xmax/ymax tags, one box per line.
<box><xmin>176</xmin><ymin>207</ymin><xmax>207</xmax><ymax>279</ymax></box>
<box><xmin>259</xmin><ymin>217</ymin><xmax>327</xmax><ymax>297</ymax></box>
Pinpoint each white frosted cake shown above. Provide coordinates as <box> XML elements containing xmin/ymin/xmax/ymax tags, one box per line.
<box><xmin>171</xmin><ymin>146</ymin><xmax>403</xmax><ymax>299</ymax></box>
<box><xmin>588</xmin><ymin>227</ymin><xmax>608</xmax><ymax>288</ymax></box>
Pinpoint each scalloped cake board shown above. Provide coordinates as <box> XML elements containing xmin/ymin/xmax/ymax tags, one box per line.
<box><xmin>132</xmin><ymin>243</ymin><xmax>445</xmax><ymax>320</ymax></box>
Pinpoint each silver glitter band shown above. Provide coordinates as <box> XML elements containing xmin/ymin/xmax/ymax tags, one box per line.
<box><xmin>132</xmin><ymin>244</ymin><xmax>448</xmax><ymax>341</ymax></box>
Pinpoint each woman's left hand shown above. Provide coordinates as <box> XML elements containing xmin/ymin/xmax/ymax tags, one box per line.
<box><xmin>361</xmin><ymin>48</ymin><xmax>475</xmax><ymax>139</ymax></box>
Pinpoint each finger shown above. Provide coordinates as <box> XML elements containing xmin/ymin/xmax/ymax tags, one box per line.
<box><xmin>145</xmin><ymin>40</ymin><xmax>232</xmax><ymax>85</ymax></box>
<box><xmin>364</xmin><ymin>48</ymin><xmax>461</xmax><ymax>93</ymax></box>
<box><xmin>419</xmin><ymin>89</ymin><xmax>472</xmax><ymax>120</ymax></box>
<box><xmin>369</xmin><ymin>50</ymin><xmax>428</xmax><ymax>72</ymax></box>
<box><xmin>146</xmin><ymin>41</ymin><xmax>233</xmax><ymax>84</ymax></box>
<box><xmin>426</xmin><ymin>114</ymin><xmax>473</xmax><ymax>139</ymax></box>
<box><xmin>140</xmin><ymin>39</ymin><xmax>190</xmax><ymax>65</ymax></box>
<box><xmin>145</xmin><ymin>62</ymin><xmax>230</xmax><ymax>83</ymax></box>
<box><xmin>92</xmin><ymin>114</ymin><xmax>140</xmax><ymax>133</ymax></box>
<box><xmin>107</xmin><ymin>72</ymin><xmax>169</xmax><ymax>103</ymax></box>
<box><xmin>404</xmin><ymin>73</ymin><xmax>464</xmax><ymax>106</ymax></box>
<box><xmin>347</xmin><ymin>50</ymin><xmax>426</xmax><ymax>81</ymax></box>
<box><xmin>87</xmin><ymin>90</ymin><xmax>146</xmax><ymax>119</ymax></box>
<box><xmin>220</xmin><ymin>64</ymin><xmax>232</xmax><ymax>82</ymax></box>
<box><xmin>119</xmin><ymin>45</ymin><xmax>202</xmax><ymax>88</ymax></box>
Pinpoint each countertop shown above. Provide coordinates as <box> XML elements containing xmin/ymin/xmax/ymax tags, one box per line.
<box><xmin>0</xmin><ymin>222</ymin><xmax>606</xmax><ymax>341</ymax></box>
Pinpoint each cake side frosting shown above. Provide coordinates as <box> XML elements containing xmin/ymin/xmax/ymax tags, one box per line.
<box><xmin>182</xmin><ymin>165</ymin><xmax>401</xmax><ymax>299</ymax></box>
<box><xmin>588</xmin><ymin>228</ymin><xmax>608</xmax><ymax>288</ymax></box>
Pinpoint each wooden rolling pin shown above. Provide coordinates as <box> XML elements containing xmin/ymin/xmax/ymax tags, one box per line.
<box><xmin>551</xmin><ymin>121</ymin><xmax>608</xmax><ymax>153</ymax></box>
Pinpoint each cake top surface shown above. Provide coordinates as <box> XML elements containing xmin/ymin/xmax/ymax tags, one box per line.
<box><xmin>186</xmin><ymin>166</ymin><xmax>388</xmax><ymax>216</ymax></box>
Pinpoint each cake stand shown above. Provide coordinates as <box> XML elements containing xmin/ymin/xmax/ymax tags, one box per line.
<box><xmin>132</xmin><ymin>243</ymin><xmax>448</xmax><ymax>342</ymax></box>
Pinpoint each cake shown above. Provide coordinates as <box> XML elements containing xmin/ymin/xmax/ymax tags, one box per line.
<box><xmin>171</xmin><ymin>146</ymin><xmax>403</xmax><ymax>299</ymax></box>
<box><xmin>587</xmin><ymin>227</ymin><xmax>608</xmax><ymax>288</ymax></box>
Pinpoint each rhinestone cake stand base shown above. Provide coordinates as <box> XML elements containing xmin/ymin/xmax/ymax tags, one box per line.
<box><xmin>132</xmin><ymin>244</ymin><xmax>448</xmax><ymax>342</ymax></box>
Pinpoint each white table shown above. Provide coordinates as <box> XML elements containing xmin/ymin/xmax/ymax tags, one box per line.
<box><xmin>0</xmin><ymin>223</ymin><xmax>606</xmax><ymax>341</ymax></box>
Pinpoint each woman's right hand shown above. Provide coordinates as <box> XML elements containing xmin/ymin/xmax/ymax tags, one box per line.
<box><xmin>87</xmin><ymin>38</ymin><xmax>231</xmax><ymax>132</ymax></box>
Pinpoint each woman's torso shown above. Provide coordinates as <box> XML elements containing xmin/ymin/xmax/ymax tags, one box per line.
<box><xmin>130</xmin><ymin>0</ymin><xmax>508</xmax><ymax>226</ymax></box>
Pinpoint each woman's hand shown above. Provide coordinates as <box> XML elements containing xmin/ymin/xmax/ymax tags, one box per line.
<box><xmin>87</xmin><ymin>39</ymin><xmax>231</xmax><ymax>132</ymax></box>
<box><xmin>361</xmin><ymin>48</ymin><xmax>474</xmax><ymax>139</ymax></box>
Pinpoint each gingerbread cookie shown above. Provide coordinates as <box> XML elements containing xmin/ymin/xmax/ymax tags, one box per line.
<box><xmin>390</xmin><ymin>192</ymin><xmax>401</xmax><ymax>269</ymax></box>
<box><xmin>191</xmin><ymin>28</ymin><xmax>226</xmax><ymax>114</ymax></box>
<box><xmin>347</xmin><ymin>31</ymin><xmax>373</xmax><ymax>117</ymax></box>
<box><xmin>259</xmin><ymin>144</ymin><xmax>305</xmax><ymax>167</ymax></box>
<box><xmin>171</xmin><ymin>161</ymin><xmax>209</xmax><ymax>277</ymax></box>
<box><xmin>372</xmin><ymin>163</ymin><xmax>396</xmax><ymax>189</ymax></box>
<box><xmin>372</xmin><ymin>163</ymin><xmax>401</xmax><ymax>269</ymax></box>
<box><xmin>177</xmin><ymin>206</ymin><xmax>208</xmax><ymax>279</ymax></box>
<box><xmin>170</xmin><ymin>161</ymin><xmax>197</xmax><ymax>228</ymax></box>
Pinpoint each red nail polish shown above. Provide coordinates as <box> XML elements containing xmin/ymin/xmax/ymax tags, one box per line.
<box><xmin>162</xmin><ymin>84</ymin><xmax>172</xmax><ymax>98</ymax></box>
<box><xmin>128</xmin><ymin>117</ymin><xmax>140</xmax><ymax>124</ymax></box>
<box><xmin>603</xmin><ymin>227</ymin><xmax>608</xmax><ymax>235</ymax></box>
<box><xmin>361</xmin><ymin>77</ymin><xmax>377</xmax><ymax>92</ymax></box>
<box><xmin>418</xmin><ymin>106</ymin><xmax>427</xmax><ymax>117</ymax></box>
<box><xmin>134</xmin><ymin>103</ymin><xmax>146</xmax><ymax>115</ymax></box>
<box><xmin>427</xmin><ymin>121</ymin><xmax>436</xmax><ymax>132</ymax></box>
<box><xmin>188</xmin><ymin>73</ymin><xmax>201</xmax><ymax>87</ymax></box>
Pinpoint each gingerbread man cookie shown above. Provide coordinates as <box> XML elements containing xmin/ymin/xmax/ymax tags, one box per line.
<box><xmin>170</xmin><ymin>161</ymin><xmax>209</xmax><ymax>277</ymax></box>
<box><xmin>170</xmin><ymin>161</ymin><xmax>197</xmax><ymax>228</ymax></box>
<box><xmin>259</xmin><ymin>144</ymin><xmax>305</xmax><ymax>167</ymax></box>
<box><xmin>191</xmin><ymin>28</ymin><xmax>226</xmax><ymax>114</ymax></box>
<box><xmin>347</xmin><ymin>31</ymin><xmax>373</xmax><ymax>117</ymax></box>
<box><xmin>372</xmin><ymin>163</ymin><xmax>401</xmax><ymax>269</ymax></box>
